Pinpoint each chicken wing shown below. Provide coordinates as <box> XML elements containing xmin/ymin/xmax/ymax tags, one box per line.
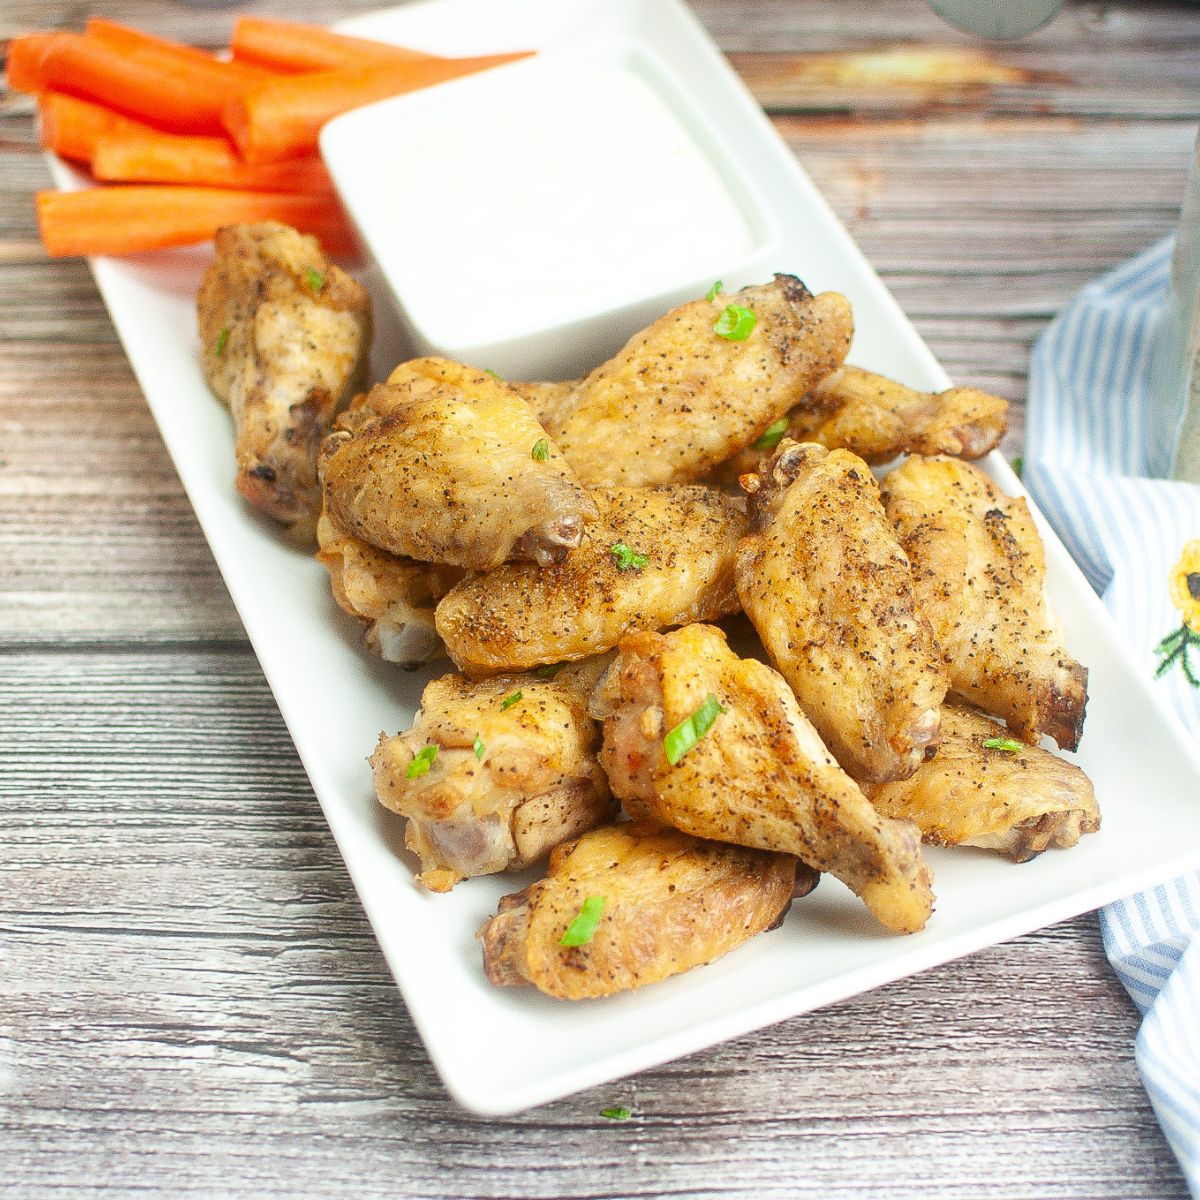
<box><xmin>479</xmin><ymin>822</ymin><xmax>807</xmax><ymax>999</ymax></box>
<box><xmin>880</xmin><ymin>455</ymin><xmax>1088</xmax><ymax>750</ymax></box>
<box><xmin>543</xmin><ymin>275</ymin><xmax>853</xmax><ymax>487</ymax></box>
<box><xmin>318</xmin><ymin>357</ymin><xmax>598</xmax><ymax>570</ymax></box>
<box><xmin>197</xmin><ymin>221</ymin><xmax>371</xmax><ymax>540</ymax></box>
<box><xmin>315</xmin><ymin>511</ymin><xmax>460</xmax><ymax>667</ymax></box>
<box><xmin>591</xmin><ymin>624</ymin><xmax>934</xmax><ymax>934</ymax></box>
<box><xmin>510</xmin><ymin>379</ymin><xmax>578</xmax><ymax>428</ymax></box>
<box><xmin>865</xmin><ymin>705</ymin><xmax>1100</xmax><ymax>861</ymax></box>
<box><xmin>736</xmin><ymin>441</ymin><xmax>948</xmax><ymax>782</ymax></box>
<box><xmin>371</xmin><ymin>657</ymin><xmax>616</xmax><ymax>892</ymax></box>
<box><xmin>435</xmin><ymin>485</ymin><xmax>746</xmax><ymax>676</ymax></box>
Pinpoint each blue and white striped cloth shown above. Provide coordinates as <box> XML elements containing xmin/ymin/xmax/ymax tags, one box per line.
<box><xmin>1026</xmin><ymin>237</ymin><xmax>1200</xmax><ymax>1194</ymax></box>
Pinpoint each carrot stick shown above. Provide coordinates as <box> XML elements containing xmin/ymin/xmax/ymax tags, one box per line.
<box><xmin>36</xmin><ymin>187</ymin><xmax>356</xmax><ymax>258</ymax></box>
<box><xmin>5</xmin><ymin>32</ymin><xmax>58</xmax><ymax>93</ymax></box>
<box><xmin>9</xmin><ymin>31</ymin><xmax>252</xmax><ymax>135</ymax></box>
<box><xmin>225</xmin><ymin>51</ymin><xmax>533</xmax><ymax>163</ymax></box>
<box><xmin>38</xmin><ymin>92</ymin><xmax>159</xmax><ymax>162</ymax></box>
<box><xmin>230</xmin><ymin>15</ymin><xmax>436</xmax><ymax>73</ymax></box>
<box><xmin>93</xmin><ymin>130</ymin><xmax>335</xmax><ymax>193</ymax></box>
<box><xmin>85</xmin><ymin>18</ymin><xmax>277</xmax><ymax>83</ymax></box>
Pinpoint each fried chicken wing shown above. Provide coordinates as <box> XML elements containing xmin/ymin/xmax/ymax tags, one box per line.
<box><xmin>542</xmin><ymin>276</ymin><xmax>853</xmax><ymax>487</ymax></box>
<box><xmin>865</xmin><ymin>705</ymin><xmax>1100</xmax><ymax>861</ymax></box>
<box><xmin>510</xmin><ymin>379</ymin><xmax>578</xmax><ymax>428</ymax></box>
<box><xmin>479</xmin><ymin>822</ymin><xmax>806</xmax><ymax>999</ymax></box>
<box><xmin>371</xmin><ymin>657</ymin><xmax>616</xmax><ymax>892</ymax></box>
<box><xmin>880</xmin><ymin>455</ymin><xmax>1088</xmax><ymax>750</ymax></box>
<box><xmin>435</xmin><ymin>485</ymin><xmax>746</xmax><ymax>676</ymax></box>
<box><xmin>197</xmin><ymin>221</ymin><xmax>371</xmax><ymax>540</ymax></box>
<box><xmin>319</xmin><ymin>357</ymin><xmax>598</xmax><ymax>570</ymax></box>
<box><xmin>591</xmin><ymin>624</ymin><xmax>934</xmax><ymax>934</ymax></box>
<box><xmin>315</xmin><ymin>511</ymin><xmax>460</xmax><ymax>666</ymax></box>
<box><xmin>736</xmin><ymin>441</ymin><xmax>948</xmax><ymax>782</ymax></box>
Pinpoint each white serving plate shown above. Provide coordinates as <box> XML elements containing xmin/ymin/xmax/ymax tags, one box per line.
<box><xmin>53</xmin><ymin>0</ymin><xmax>1200</xmax><ymax>1115</ymax></box>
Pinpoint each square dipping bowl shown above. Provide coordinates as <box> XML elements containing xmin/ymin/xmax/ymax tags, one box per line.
<box><xmin>320</xmin><ymin>40</ymin><xmax>783</xmax><ymax>380</ymax></box>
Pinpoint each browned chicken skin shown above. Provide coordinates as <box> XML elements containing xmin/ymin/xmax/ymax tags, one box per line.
<box><xmin>543</xmin><ymin>276</ymin><xmax>853</xmax><ymax>487</ymax></box>
<box><xmin>197</xmin><ymin>221</ymin><xmax>371</xmax><ymax>540</ymax></box>
<box><xmin>479</xmin><ymin>821</ymin><xmax>807</xmax><ymax>999</ymax></box>
<box><xmin>864</xmin><ymin>704</ymin><xmax>1100</xmax><ymax>862</ymax></box>
<box><xmin>736</xmin><ymin>441</ymin><xmax>949</xmax><ymax>783</ymax></box>
<box><xmin>880</xmin><ymin>455</ymin><xmax>1088</xmax><ymax>750</ymax></box>
<box><xmin>319</xmin><ymin>357</ymin><xmax>598</xmax><ymax>570</ymax></box>
<box><xmin>435</xmin><ymin>485</ymin><xmax>747</xmax><ymax>677</ymax></box>
<box><xmin>371</xmin><ymin>657</ymin><xmax>615</xmax><ymax>892</ymax></box>
<box><xmin>591</xmin><ymin>624</ymin><xmax>935</xmax><ymax>934</ymax></box>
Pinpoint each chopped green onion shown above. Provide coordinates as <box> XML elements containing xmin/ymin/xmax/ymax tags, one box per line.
<box><xmin>499</xmin><ymin>690</ymin><xmax>523</xmax><ymax>711</ymax></box>
<box><xmin>532</xmin><ymin>438</ymin><xmax>550</xmax><ymax>462</ymax></box>
<box><xmin>610</xmin><ymin>542</ymin><xmax>648</xmax><ymax>571</ymax></box>
<box><xmin>560</xmin><ymin>895</ymin><xmax>606</xmax><ymax>947</ymax></box>
<box><xmin>601</xmin><ymin>1106</ymin><xmax>632</xmax><ymax>1121</ymax></box>
<box><xmin>705</xmin><ymin>280</ymin><xmax>723</xmax><ymax>302</ymax></box>
<box><xmin>1012</xmin><ymin>455</ymin><xmax>1024</xmax><ymax>479</ymax></box>
<box><xmin>473</xmin><ymin>735</ymin><xmax>485</xmax><ymax>760</ymax></box>
<box><xmin>304</xmin><ymin>268</ymin><xmax>324</xmax><ymax>291</ymax></box>
<box><xmin>406</xmin><ymin>743</ymin><xmax>439</xmax><ymax>778</ymax></box>
<box><xmin>484</xmin><ymin>367</ymin><xmax>505</xmax><ymax>382</ymax></box>
<box><xmin>983</xmin><ymin>736</ymin><xmax>1023</xmax><ymax>753</ymax></box>
<box><xmin>714</xmin><ymin>304</ymin><xmax>756</xmax><ymax>341</ymax></box>
<box><xmin>534</xmin><ymin>663</ymin><xmax>564</xmax><ymax>679</ymax></box>
<box><xmin>214</xmin><ymin>327</ymin><xmax>230</xmax><ymax>357</ymax></box>
<box><xmin>754</xmin><ymin>417</ymin><xmax>789</xmax><ymax>450</ymax></box>
<box><xmin>664</xmin><ymin>694</ymin><xmax>726</xmax><ymax>765</ymax></box>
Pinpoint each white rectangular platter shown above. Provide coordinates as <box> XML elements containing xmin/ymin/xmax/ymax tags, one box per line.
<box><xmin>54</xmin><ymin>0</ymin><xmax>1200</xmax><ymax>1115</ymax></box>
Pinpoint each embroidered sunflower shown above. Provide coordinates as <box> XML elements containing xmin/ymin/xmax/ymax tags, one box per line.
<box><xmin>1155</xmin><ymin>541</ymin><xmax>1200</xmax><ymax>686</ymax></box>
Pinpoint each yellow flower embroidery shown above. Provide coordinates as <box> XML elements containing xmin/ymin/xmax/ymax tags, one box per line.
<box><xmin>1156</xmin><ymin>541</ymin><xmax>1200</xmax><ymax>686</ymax></box>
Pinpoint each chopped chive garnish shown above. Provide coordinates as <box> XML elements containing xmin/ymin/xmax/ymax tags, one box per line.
<box><xmin>754</xmin><ymin>417</ymin><xmax>789</xmax><ymax>450</ymax></box>
<box><xmin>705</xmin><ymin>280</ymin><xmax>723</xmax><ymax>302</ymax></box>
<box><xmin>532</xmin><ymin>438</ymin><xmax>550</xmax><ymax>462</ymax></box>
<box><xmin>535</xmin><ymin>663</ymin><xmax>564</xmax><ymax>679</ymax></box>
<box><xmin>714</xmin><ymin>304</ymin><xmax>756</xmax><ymax>341</ymax></box>
<box><xmin>484</xmin><ymin>367</ymin><xmax>505</xmax><ymax>382</ymax></box>
<box><xmin>601</xmin><ymin>1106</ymin><xmax>632</xmax><ymax>1121</ymax></box>
<box><xmin>983</xmin><ymin>736</ymin><xmax>1023</xmax><ymax>753</ymax></box>
<box><xmin>664</xmin><ymin>694</ymin><xmax>726</xmax><ymax>765</ymax></box>
<box><xmin>304</xmin><ymin>268</ymin><xmax>324</xmax><ymax>291</ymax></box>
<box><xmin>473</xmin><ymin>735</ymin><xmax>485</xmax><ymax>760</ymax></box>
<box><xmin>610</xmin><ymin>542</ymin><xmax>648</xmax><ymax>571</ymax></box>
<box><xmin>406</xmin><ymin>743</ymin><xmax>439</xmax><ymax>778</ymax></box>
<box><xmin>560</xmin><ymin>895</ymin><xmax>606</xmax><ymax>947</ymax></box>
<box><xmin>499</xmin><ymin>690</ymin><xmax>523</xmax><ymax>711</ymax></box>
<box><xmin>214</xmin><ymin>327</ymin><xmax>230</xmax><ymax>357</ymax></box>
<box><xmin>1012</xmin><ymin>455</ymin><xmax>1024</xmax><ymax>479</ymax></box>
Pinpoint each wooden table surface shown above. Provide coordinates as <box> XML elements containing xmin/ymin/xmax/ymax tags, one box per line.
<box><xmin>2</xmin><ymin>2</ymin><xmax>1197</xmax><ymax>1196</ymax></box>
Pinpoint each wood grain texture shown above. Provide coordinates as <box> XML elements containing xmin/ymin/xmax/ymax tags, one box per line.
<box><xmin>1</xmin><ymin>0</ymin><xmax>1197</xmax><ymax>1196</ymax></box>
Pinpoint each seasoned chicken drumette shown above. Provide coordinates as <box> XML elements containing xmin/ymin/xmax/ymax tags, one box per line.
<box><xmin>480</xmin><ymin>822</ymin><xmax>811</xmax><ymax>999</ymax></box>
<box><xmin>591</xmin><ymin>624</ymin><xmax>935</xmax><ymax>934</ymax></box>
<box><xmin>197</xmin><ymin>221</ymin><xmax>371</xmax><ymax>540</ymax></box>
<box><xmin>435</xmin><ymin>485</ymin><xmax>747</xmax><ymax>676</ymax></box>
<box><xmin>371</xmin><ymin>657</ymin><xmax>616</xmax><ymax>892</ymax></box>
<box><xmin>319</xmin><ymin>357</ymin><xmax>597</xmax><ymax>570</ymax></box>
<box><xmin>542</xmin><ymin>275</ymin><xmax>853</xmax><ymax>487</ymax></box>
<box><xmin>737</xmin><ymin>441</ymin><xmax>948</xmax><ymax>782</ymax></box>
<box><xmin>864</xmin><ymin>704</ymin><xmax>1100</xmax><ymax>862</ymax></box>
<box><xmin>722</xmin><ymin>366</ymin><xmax>1008</xmax><ymax>481</ymax></box>
<box><xmin>315</xmin><ymin>511</ymin><xmax>460</xmax><ymax>667</ymax></box>
<box><xmin>880</xmin><ymin>455</ymin><xmax>1088</xmax><ymax>750</ymax></box>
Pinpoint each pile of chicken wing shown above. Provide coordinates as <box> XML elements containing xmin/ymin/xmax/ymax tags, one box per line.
<box><xmin>198</xmin><ymin>223</ymin><xmax>1098</xmax><ymax>1002</ymax></box>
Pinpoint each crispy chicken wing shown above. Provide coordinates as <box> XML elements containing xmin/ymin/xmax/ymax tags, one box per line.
<box><xmin>315</xmin><ymin>511</ymin><xmax>460</xmax><ymax>667</ymax></box>
<box><xmin>591</xmin><ymin>624</ymin><xmax>935</xmax><ymax>934</ymax></box>
<box><xmin>319</xmin><ymin>357</ymin><xmax>598</xmax><ymax>570</ymax></box>
<box><xmin>542</xmin><ymin>276</ymin><xmax>853</xmax><ymax>487</ymax></box>
<box><xmin>736</xmin><ymin>441</ymin><xmax>948</xmax><ymax>782</ymax></box>
<box><xmin>435</xmin><ymin>485</ymin><xmax>746</xmax><ymax>676</ymax></box>
<box><xmin>865</xmin><ymin>705</ymin><xmax>1099</xmax><ymax>861</ymax></box>
<box><xmin>197</xmin><ymin>221</ymin><xmax>371</xmax><ymax>540</ymax></box>
<box><xmin>371</xmin><ymin>657</ymin><xmax>615</xmax><ymax>892</ymax></box>
<box><xmin>479</xmin><ymin>821</ymin><xmax>807</xmax><ymax>999</ymax></box>
<box><xmin>880</xmin><ymin>455</ymin><xmax>1088</xmax><ymax>750</ymax></box>
<box><xmin>510</xmin><ymin>379</ymin><xmax>578</xmax><ymax>428</ymax></box>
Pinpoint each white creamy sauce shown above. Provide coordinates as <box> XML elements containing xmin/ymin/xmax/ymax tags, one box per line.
<box><xmin>377</xmin><ymin>63</ymin><xmax>754</xmax><ymax>345</ymax></box>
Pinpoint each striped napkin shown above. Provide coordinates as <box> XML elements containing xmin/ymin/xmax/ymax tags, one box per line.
<box><xmin>1025</xmin><ymin>237</ymin><xmax>1200</xmax><ymax>1194</ymax></box>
